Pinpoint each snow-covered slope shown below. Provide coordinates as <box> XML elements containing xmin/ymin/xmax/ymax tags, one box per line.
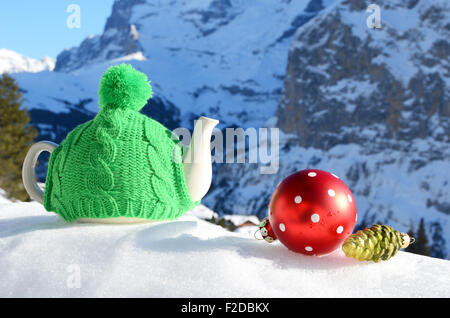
<box><xmin>0</xmin><ymin>196</ymin><xmax>449</xmax><ymax>297</ymax></box>
<box><xmin>0</xmin><ymin>49</ymin><xmax>55</xmax><ymax>74</ymax></box>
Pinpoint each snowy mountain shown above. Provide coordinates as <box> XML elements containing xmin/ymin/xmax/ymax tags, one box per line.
<box><xmin>277</xmin><ymin>0</ymin><xmax>449</xmax><ymax>148</ymax></box>
<box><xmin>0</xmin><ymin>49</ymin><xmax>55</xmax><ymax>74</ymax></box>
<box><xmin>14</xmin><ymin>0</ymin><xmax>333</xmax><ymax>132</ymax></box>
<box><xmin>0</xmin><ymin>193</ymin><xmax>449</xmax><ymax>297</ymax></box>
<box><xmin>6</xmin><ymin>0</ymin><xmax>450</xmax><ymax>259</ymax></box>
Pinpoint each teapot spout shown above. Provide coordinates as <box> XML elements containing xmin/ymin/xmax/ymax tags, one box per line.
<box><xmin>183</xmin><ymin>116</ymin><xmax>219</xmax><ymax>202</ymax></box>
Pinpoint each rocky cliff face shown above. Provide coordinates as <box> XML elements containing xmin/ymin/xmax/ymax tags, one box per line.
<box><xmin>54</xmin><ymin>0</ymin><xmax>145</xmax><ymax>72</ymax></box>
<box><xmin>273</xmin><ymin>0</ymin><xmax>450</xmax><ymax>216</ymax></box>
<box><xmin>276</xmin><ymin>0</ymin><xmax>449</xmax><ymax>150</ymax></box>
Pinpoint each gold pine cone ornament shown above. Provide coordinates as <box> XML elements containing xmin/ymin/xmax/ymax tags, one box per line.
<box><xmin>342</xmin><ymin>224</ymin><xmax>412</xmax><ymax>262</ymax></box>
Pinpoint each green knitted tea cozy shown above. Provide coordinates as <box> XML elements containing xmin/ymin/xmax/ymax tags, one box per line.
<box><xmin>43</xmin><ymin>64</ymin><xmax>198</xmax><ymax>222</ymax></box>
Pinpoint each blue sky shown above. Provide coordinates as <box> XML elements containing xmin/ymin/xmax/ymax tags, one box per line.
<box><xmin>0</xmin><ymin>0</ymin><xmax>114</xmax><ymax>59</ymax></box>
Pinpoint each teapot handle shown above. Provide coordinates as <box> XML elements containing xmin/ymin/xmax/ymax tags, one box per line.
<box><xmin>22</xmin><ymin>141</ymin><xmax>58</xmax><ymax>204</ymax></box>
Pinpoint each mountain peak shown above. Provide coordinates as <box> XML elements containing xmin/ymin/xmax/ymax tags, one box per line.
<box><xmin>54</xmin><ymin>0</ymin><xmax>144</xmax><ymax>72</ymax></box>
<box><xmin>0</xmin><ymin>49</ymin><xmax>55</xmax><ymax>74</ymax></box>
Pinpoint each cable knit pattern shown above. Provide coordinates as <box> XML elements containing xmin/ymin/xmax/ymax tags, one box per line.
<box><xmin>84</xmin><ymin>109</ymin><xmax>121</xmax><ymax>218</ymax></box>
<box><xmin>43</xmin><ymin>64</ymin><xmax>197</xmax><ymax>222</ymax></box>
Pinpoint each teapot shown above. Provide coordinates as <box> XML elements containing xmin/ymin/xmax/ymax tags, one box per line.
<box><xmin>22</xmin><ymin>64</ymin><xmax>219</xmax><ymax>224</ymax></box>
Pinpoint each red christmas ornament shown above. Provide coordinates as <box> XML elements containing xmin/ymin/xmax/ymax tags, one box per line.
<box><xmin>268</xmin><ymin>169</ymin><xmax>357</xmax><ymax>256</ymax></box>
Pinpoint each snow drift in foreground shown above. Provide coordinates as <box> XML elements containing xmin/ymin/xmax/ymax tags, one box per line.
<box><xmin>0</xmin><ymin>197</ymin><xmax>449</xmax><ymax>298</ymax></box>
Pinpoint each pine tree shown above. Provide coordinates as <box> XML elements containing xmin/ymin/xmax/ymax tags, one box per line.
<box><xmin>430</xmin><ymin>222</ymin><xmax>446</xmax><ymax>259</ymax></box>
<box><xmin>415</xmin><ymin>218</ymin><xmax>431</xmax><ymax>256</ymax></box>
<box><xmin>0</xmin><ymin>73</ymin><xmax>37</xmax><ymax>201</ymax></box>
<box><xmin>405</xmin><ymin>218</ymin><xmax>431</xmax><ymax>257</ymax></box>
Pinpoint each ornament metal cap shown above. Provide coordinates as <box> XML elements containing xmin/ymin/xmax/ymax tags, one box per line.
<box><xmin>401</xmin><ymin>232</ymin><xmax>414</xmax><ymax>248</ymax></box>
<box><xmin>255</xmin><ymin>217</ymin><xmax>277</xmax><ymax>243</ymax></box>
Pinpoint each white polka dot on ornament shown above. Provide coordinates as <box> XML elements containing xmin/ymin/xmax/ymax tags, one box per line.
<box><xmin>328</xmin><ymin>189</ymin><xmax>335</xmax><ymax>197</ymax></box>
<box><xmin>305</xmin><ymin>246</ymin><xmax>313</xmax><ymax>252</ymax></box>
<box><xmin>336</xmin><ymin>226</ymin><xmax>344</xmax><ymax>234</ymax></box>
<box><xmin>294</xmin><ymin>195</ymin><xmax>302</xmax><ymax>204</ymax></box>
<box><xmin>308</xmin><ymin>172</ymin><xmax>317</xmax><ymax>177</ymax></box>
<box><xmin>311</xmin><ymin>213</ymin><xmax>320</xmax><ymax>223</ymax></box>
<box><xmin>279</xmin><ymin>223</ymin><xmax>286</xmax><ymax>232</ymax></box>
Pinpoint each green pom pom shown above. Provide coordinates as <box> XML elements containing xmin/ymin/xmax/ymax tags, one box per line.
<box><xmin>98</xmin><ymin>64</ymin><xmax>153</xmax><ymax>111</ymax></box>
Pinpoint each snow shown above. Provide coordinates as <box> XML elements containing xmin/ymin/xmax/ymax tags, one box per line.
<box><xmin>222</xmin><ymin>214</ymin><xmax>260</xmax><ymax>227</ymax></box>
<box><xmin>185</xmin><ymin>204</ymin><xmax>218</xmax><ymax>220</ymax></box>
<box><xmin>319</xmin><ymin>78</ymin><xmax>378</xmax><ymax>113</ymax></box>
<box><xmin>112</xmin><ymin>52</ymin><xmax>147</xmax><ymax>63</ymax></box>
<box><xmin>339</xmin><ymin>0</ymin><xmax>449</xmax><ymax>85</ymax></box>
<box><xmin>0</xmin><ymin>194</ymin><xmax>449</xmax><ymax>297</ymax></box>
<box><xmin>0</xmin><ymin>49</ymin><xmax>55</xmax><ymax>74</ymax></box>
